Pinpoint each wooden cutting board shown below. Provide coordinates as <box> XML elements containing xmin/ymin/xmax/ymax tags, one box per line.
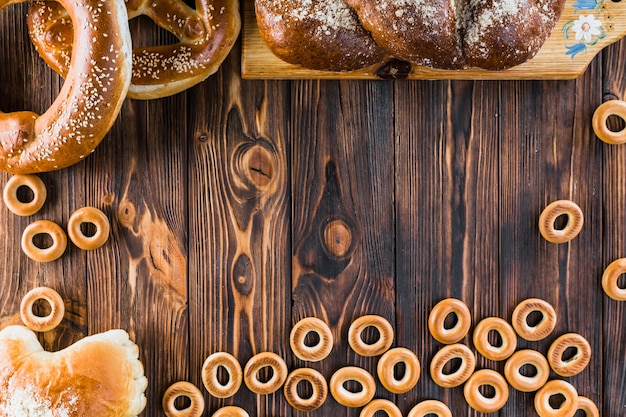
<box><xmin>242</xmin><ymin>0</ymin><xmax>626</xmax><ymax>79</ymax></box>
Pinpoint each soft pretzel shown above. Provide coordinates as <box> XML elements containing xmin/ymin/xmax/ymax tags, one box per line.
<box><xmin>348</xmin><ymin>315</ymin><xmax>394</xmax><ymax>357</ymax></box>
<box><xmin>21</xmin><ymin>220</ymin><xmax>67</xmax><ymax>262</ymax></box>
<box><xmin>28</xmin><ymin>0</ymin><xmax>241</xmax><ymax>100</ymax></box>
<box><xmin>592</xmin><ymin>100</ymin><xmax>626</xmax><ymax>145</ymax></box>
<box><xmin>547</xmin><ymin>333</ymin><xmax>591</xmax><ymax>377</ymax></box>
<box><xmin>283</xmin><ymin>368</ymin><xmax>328</xmax><ymax>412</ymax></box>
<box><xmin>429</xmin><ymin>343</ymin><xmax>476</xmax><ymax>388</ymax></box>
<box><xmin>290</xmin><ymin>317</ymin><xmax>333</xmax><ymax>362</ymax></box>
<box><xmin>463</xmin><ymin>369</ymin><xmax>509</xmax><ymax>413</ymax></box>
<box><xmin>428</xmin><ymin>298</ymin><xmax>471</xmax><ymax>344</ymax></box>
<box><xmin>201</xmin><ymin>351</ymin><xmax>242</xmax><ymax>398</ymax></box>
<box><xmin>472</xmin><ymin>317</ymin><xmax>517</xmax><ymax>361</ymax></box>
<box><xmin>511</xmin><ymin>298</ymin><xmax>557</xmax><ymax>341</ymax></box>
<box><xmin>20</xmin><ymin>287</ymin><xmax>65</xmax><ymax>332</ymax></box>
<box><xmin>503</xmin><ymin>349</ymin><xmax>550</xmax><ymax>392</ymax></box>
<box><xmin>576</xmin><ymin>396</ymin><xmax>600</xmax><ymax>417</ymax></box>
<box><xmin>538</xmin><ymin>200</ymin><xmax>584</xmax><ymax>244</ymax></box>
<box><xmin>534</xmin><ymin>379</ymin><xmax>578</xmax><ymax>417</ymax></box>
<box><xmin>0</xmin><ymin>0</ymin><xmax>131</xmax><ymax>174</ymax></box>
<box><xmin>407</xmin><ymin>400</ymin><xmax>452</xmax><ymax>417</ymax></box>
<box><xmin>162</xmin><ymin>381</ymin><xmax>205</xmax><ymax>417</ymax></box>
<box><xmin>67</xmin><ymin>206</ymin><xmax>110</xmax><ymax>250</ymax></box>
<box><xmin>376</xmin><ymin>347</ymin><xmax>420</xmax><ymax>394</ymax></box>
<box><xmin>359</xmin><ymin>399</ymin><xmax>402</xmax><ymax>417</ymax></box>
<box><xmin>3</xmin><ymin>174</ymin><xmax>47</xmax><ymax>216</ymax></box>
<box><xmin>211</xmin><ymin>406</ymin><xmax>250</xmax><ymax>417</ymax></box>
<box><xmin>243</xmin><ymin>352</ymin><xmax>288</xmax><ymax>395</ymax></box>
<box><xmin>602</xmin><ymin>258</ymin><xmax>626</xmax><ymax>301</ymax></box>
<box><xmin>329</xmin><ymin>366</ymin><xmax>376</xmax><ymax>408</ymax></box>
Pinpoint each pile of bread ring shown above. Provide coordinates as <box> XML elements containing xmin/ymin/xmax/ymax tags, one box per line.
<box><xmin>0</xmin><ymin>0</ymin><xmax>240</xmax><ymax>174</ymax></box>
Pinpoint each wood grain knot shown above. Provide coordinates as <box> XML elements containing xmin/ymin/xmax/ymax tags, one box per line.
<box><xmin>240</xmin><ymin>144</ymin><xmax>275</xmax><ymax>190</ymax></box>
<box><xmin>323</xmin><ymin>219</ymin><xmax>352</xmax><ymax>258</ymax></box>
<box><xmin>117</xmin><ymin>200</ymin><xmax>136</xmax><ymax>228</ymax></box>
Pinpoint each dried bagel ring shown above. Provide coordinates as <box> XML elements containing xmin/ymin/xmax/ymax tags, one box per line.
<box><xmin>428</xmin><ymin>298</ymin><xmax>471</xmax><ymax>344</ymax></box>
<box><xmin>576</xmin><ymin>396</ymin><xmax>600</xmax><ymax>417</ymax></box>
<box><xmin>20</xmin><ymin>287</ymin><xmax>65</xmax><ymax>332</ymax></box>
<box><xmin>329</xmin><ymin>366</ymin><xmax>376</xmax><ymax>408</ymax></box>
<box><xmin>290</xmin><ymin>317</ymin><xmax>333</xmax><ymax>362</ymax></box>
<box><xmin>284</xmin><ymin>368</ymin><xmax>327</xmax><ymax>412</ymax></box>
<box><xmin>243</xmin><ymin>352</ymin><xmax>288</xmax><ymax>395</ymax></box>
<box><xmin>359</xmin><ymin>399</ymin><xmax>402</xmax><ymax>417</ymax></box>
<box><xmin>377</xmin><ymin>347</ymin><xmax>420</xmax><ymax>394</ymax></box>
<box><xmin>0</xmin><ymin>0</ymin><xmax>131</xmax><ymax>174</ymax></box>
<box><xmin>592</xmin><ymin>100</ymin><xmax>626</xmax><ymax>145</ymax></box>
<box><xmin>601</xmin><ymin>258</ymin><xmax>626</xmax><ymax>301</ymax></box>
<box><xmin>211</xmin><ymin>406</ymin><xmax>250</xmax><ymax>417</ymax></box>
<box><xmin>430</xmin><ymin>343</ymin><xmax>476</xmax><ymax>388</ymax></box>
<box><xmin>201</xmin><ymin>352</ymin><xmax>242</xmax><ymax>398</ymax></box>
<box><xmin>547</xmin><ymin>333</ymin><xmax>591</xmax><ymax>377</ymax></box>
<box><xmin>407</xmin><ymin>400</ymin><xmax>452</xmax><ymax>417</ymax></box>
<box><xmin>534</xmin><ymin>380</ymin><xmax>578</xmax><ymax>417</ymax></box>
<box><xmin>21</xmin><ymin>220</ymin><xmax>67</xmax><ymax>262</ymax></box>
<box><xmin>463</xmin><ymin>369</ymin><xmax>509</xmax><ymax>413</ymax></box>
<box><xmin>348</xmin><ymin>315</ymin><xmax>394</xmax><ymax>357</ymax></box>
<box><xmin>28</xmin><ymin>0</ymin><xmax>240</xmax><ymax>99</ymax></box>
<box><xmin>472</xmin><ymin>317</ymin><xmax>517</xmax><ymax>361</ymax></box>
<box><xmin>67</xmin><ymin>207</ymin><xmax>110</xmax><ymax>250</ymax></box>
<box><xmin>504</xmin><ymin>349</ymin><xmax>550</xmax><ymax>392</ymax></box>
<box><xmin>511</xmin><ymin>298</ymin><xmax>557</xmax><ymax>341</ymax></box>
<box><xmin>162</xmin><ymin>381</ymin><xmax>205</xmax><ymax>417</ymax></box>
<box><xmin>3</xmin><ymin>174</ymin><xmax>46</xmax><ymax>216</ymax></box>
<box><xmin>538</xmin><ymin>200</ymin><xmax>584</xmax><ymax>244</ymax></box>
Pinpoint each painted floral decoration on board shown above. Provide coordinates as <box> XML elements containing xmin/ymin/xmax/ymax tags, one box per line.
<box><xmin>563</xmin><ymin>0</ymin><xmax>609</xmax><ymax>57</ymax></box>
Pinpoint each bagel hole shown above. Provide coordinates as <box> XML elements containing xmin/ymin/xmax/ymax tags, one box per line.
<box><xmin>174</xmin><ymin>395</ymin><xmax>192</xmax><ymax>411</ymax></box>
<box><xmin>32</xmin><ymin>298</ymin><xmax>53</xmax><ymax>318</ymax></box>
<box><xmin>296</xmin><ymin>379</ymin><xmax>314</xmax><ymax>400</ymax></box>
<box><xmin>342</xmin><ymin>380</ymin><xmax>364</xmax><ymax>394</ymax></box>
<box><xmin>606</xmin><ymin>114</ymin><xmax>626</xmax><ymax>133</ymax></box>
<box><xmin>216</xmin><ymin>365</ymin><xmax>230</xmax><ymax>386</ymax></box>
<box><xmin>360</xmin><ymin>326</ymin><xmax>381</xmax><ymax>345</ymax></box>
<box><xmin>548</xmin><ymin>393</ymin><xmax>567</xmax><ymax>410</ymax></box>
<box><xmin>130</xmin><ymin>15</ymin><xmax>180</xmax><ymax>48</ymax></box>
<box><xmin>618</xmin><ymin>273</ymin><xmax>626</xmax><ymax>290</ymax></box>
<box><xmin>256</xmin><ymin>366</ymin><xmax>275</xmax><ymax>384</ymax></box>
<box><xmin>526</xmin><ymin>310</ymin><xmax>544</xmax><ymax>327</ymax></box>
<box><xmin>442</xmin><ymin>357</ymin><xmax>462</xmax><ymax>375</ymax></box>
<box><xmin>79</xmin><ymin>221</ymin><xmax>97</xmax><ymax>238</ymax></box>
<box><xmin>394</xmin><ymin>362</ymin><xmax>407</xmax><ymax>380</ymax></box>
<box><xmin>553</xmin><ymin>214</ymin><xmax>570</xmax><ymax>231</ymax></box>
<box><xmin>304</xmin><ymin>330</ymin><xmax>321</xmax><ymax>348</ymax></box>
<box><xmin>16</xmin><ymin>185</ymin><xmax>35</xmax><ymax>204</ymax></box>
<box><xmin>443</xmin><ymin>312</ymin><xmax>459</xmax><ymax>330</ymax></box>
<box><xmin>32</xmin><ymin>233</ymin><xmax>54</xmax><ymax>250</ymax></box>
<box><xmin>561</xmin><ymin>346</ymin><xmax>579</xmax><ymax>363</ymax></box>
<box><xmin>488</xmin><ymin>329</ymin><xmax>503</xmax><ymax>348</ymax></box>
<box><xmin>478</xmin><ymin>384</ymin><xmax>496</xmax><ymax>399</ymax></box>
<box><xmin>519</xmin><ymin>364</ymin><xmax>538</xmax><ymax>378</ymax></box>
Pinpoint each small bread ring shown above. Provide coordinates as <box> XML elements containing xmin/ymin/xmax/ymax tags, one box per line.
<box><xmin>290</xmin><ymin>317</ymin><xmax>333</xmax><ymax>362</ymax></box>
<box><xmin>428</xmin><ymin>298</ymin><xmax>471</xmax><ymax>344</ymax></box>
<box><xmin>547</xmin><ymin>333</ymin><xmax>591</xmax><ymax>377</ymax></box>
<box><xmin>348</xmin><ymin>315</ymin><xmax>394</xmax><ymax>357</ymax></box>
<box><xmin>243</xmin><ymin>352</ymin><xmax>288</xmax><ymax>395</ymax></box>
<box><xmin>283</xmin><ymin>368</ymin><xmax>328</xmax><ymax>412</ymax></box>
<box><xmin>67</xmin><ymin>207</ymin><xmax>110</xmax><ymax>250</ymax></box>
<box><xmin>592</xmin><ymin>99</ymin><xmax>626</xmax><ymax>145</ymax></box>
<box><xmin>162</xmin><ymin>381</ymin><xmax>205</xmax><ymax>417</ymax></box>
<box><xmin>211</xmin><ymin>406</ymin><xmax>250</xmax><ymax>417</ymax></box>
<box><xmin>576</xmin><ymin>396</ymin><xmax>600</xmax><ymax>417</ymax></box>
<box><xmin>329</xmin><ymin>366</ymin><xmax>376</xmax><ymax>407</ymax></box>
<box><xmin>504</xmin><ymin>349</ymin><xmax>550</xmax><ymax>392</ymax></box>
<box><xmin>534</xmin><ymin>380</ymin><xmax>578</xmax><ymax>417</ymax></box>
<box><xmin>463</xmin><ymin>369</ymin><xmax>509</xmax><ymax>413</ymax></box>
<box><xmin>21</xmin><ymin>220</ymin><xmax>67</xmax><ymax>262</ymax></box>
<box><xmin>359</xmin><ymin>399</ymin><xmax>402</xmax><ymax>417</ymax></box>
<box><xmin>538</xmin><ymin>200</ymin><xmax>584</xmax><ymax>244</ymax></box>
<box><xmin>472</xmin><ymin>317</ymin><xmax>517</xmax><ymax>361</ymax></box>
<box><xmin>429</xmin><ymin>343</ymin><xmax>476</xmax><ymax>388</ymax></box>
<box><xmin>3</xmin><ymin>175</ymin><xmax>46</xmax><ymax>216</ymax></box>
<box><xmin>201</xmin><ymin>352</ymin><xmax>242</xmax><ymax>398</ymax></box>
<box><xmin>19</xmin><ymin>287</ymin><xmax>65</xmax><ymax>332</ymax></box>
<box><xmin>377</xmin><ymin>347</ymin><xmax>420</xmax><ymax>394</ymax></box>
<box><xmin>407</xmin><ymin>400</ymin><xmax>452</xmax><ymax>417</ymax></box>
<box><xmin>601</xmin><ymin>258</ymin><xmax>626</xmax><ymax>301</ymax></box>
<box><xmin>511</xmin><ymin>298</ymin><xmax>557</xmax><ymax>341</ymax></box>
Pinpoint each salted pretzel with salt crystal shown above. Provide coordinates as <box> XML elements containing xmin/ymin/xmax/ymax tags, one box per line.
<box><xmin>28</xmin><ymin>0</ymin><xmax>241</xmax><ymax>100</ymax></box>
<box><xmin>0</xmin><ymin>0</ymin><xmax>132</xmax><ymax>174</ymax></box>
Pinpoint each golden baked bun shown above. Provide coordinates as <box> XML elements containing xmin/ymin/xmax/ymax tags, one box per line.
<box><xmin>0</xmin><ymin>325</ymin><xmax>148</xmax><ymax>416</ymax></box>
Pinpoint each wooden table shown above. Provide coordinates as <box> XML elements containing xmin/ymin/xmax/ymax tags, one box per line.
<box><xmin>1</xmin><ymin>4</ymin><xmax>625</xmax><ymax>416</ymax></box>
